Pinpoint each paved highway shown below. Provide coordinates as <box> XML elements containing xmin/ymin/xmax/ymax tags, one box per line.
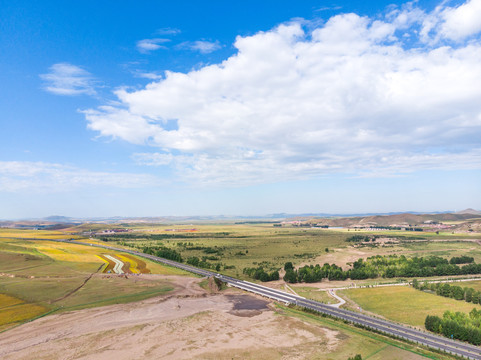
<box><xmin>21</xmin><ymin>238</ymin><xmax>481</xmax><ymax>359</ymax></box>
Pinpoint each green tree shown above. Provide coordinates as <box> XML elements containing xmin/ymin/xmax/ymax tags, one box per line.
<box><xmin>465</xmin><ymin>287</ymin><xmax>474</xmax><ymax>302</ymax></box>
<box><xmin>283</xmin><ymin>269</ymin><xmax>298</xmax><ymax>283</ymax></box>
<box><xmin>412</xmin><ymin>278</ymin><xmax>419</xmax><ymax>289</ymax></box>
<box><xmin>347</xmin><ymin>355</ymin><xmax>362</xmax><ymax>360</ymax></box>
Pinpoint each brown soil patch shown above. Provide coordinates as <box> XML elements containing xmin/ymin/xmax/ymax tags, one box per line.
<box><xmin>120</xmin><ymin>260</ymin><xmax>132</xmax><ymax>274</ymax></box>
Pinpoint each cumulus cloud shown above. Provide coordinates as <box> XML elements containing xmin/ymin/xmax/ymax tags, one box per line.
<box><xmin>40</xmin><ymin>63</ymin><xmax>96</xmax><ymax>96</ymax></box>
<box><xmin>421</xmin><ymin>0</ymin><xmax>481</xmax><ymax>42</ymax></box>
<box><xmin>136</xmin><ymin>38</ymin><xmax>170</xmax><ymax>53</ymax></box>
<box><xmin>84</xmin><ymin>1</ymin><xmax>481</xmax><ymax>186</ymax></box>
<box><xmin>177</xmin><ymin>40</ymin><xmax>222</xmax><ymax>53</ymax></box>
<box><xmin>0</xmin><ymin>161</ymin><xmax>161</xmax><ymax>192</ymax></box>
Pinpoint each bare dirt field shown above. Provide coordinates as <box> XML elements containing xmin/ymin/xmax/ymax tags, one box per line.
<box><xmin>0</xmin><ymin>275</ymin><xmax>345</xmax><ymax>360</ymax></box>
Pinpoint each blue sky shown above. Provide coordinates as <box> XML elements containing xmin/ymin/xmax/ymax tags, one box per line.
<box><xmin>1</xmin><ymin>0</ymin><xmax>480</xmax><ymax>219</ymax></box>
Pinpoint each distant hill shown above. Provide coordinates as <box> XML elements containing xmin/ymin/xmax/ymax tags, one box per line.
<box><xmin>456</xmin><ymin>208</ymin><xmax>481</xmax><ymax>216</ymax></box>
<box><xmin>43</xmin><ymin>215</ymin><xmax>75</xmax><ymax>222</ymax></box>
<box><xmin>307</xmin><ymin>212</ymin><xmax>480</xmax><ymax>227</ymax></box>
<box><xmin>1</xmin><ymin>210</ymin><xmax>479</xmax><ymax>228</ymax></box>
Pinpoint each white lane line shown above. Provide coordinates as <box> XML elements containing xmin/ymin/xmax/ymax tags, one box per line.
<box><xmin>105</xmin><ymin>255</ymin><xmax>124</xmax><ymax>274</ymax></box>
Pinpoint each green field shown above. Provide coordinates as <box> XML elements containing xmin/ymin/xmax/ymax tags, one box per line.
<box><xmin>455</xmin><ymin>279</ymin><xmax>481</xmax><ymax>291</ymax></box>
<box><xmin>291</xmin><ymin>286</ymin><xmax>334</xmax><ymax>303</ymax></box>
<box><xmin>0</xmin><ymin>236</ymin><xmax>189</xmax><ymax>331</ymax></box>
<box><xmin>339</xmin><ymin>286</ymin><xmax>481</xmax><ymax>327</ymax></box>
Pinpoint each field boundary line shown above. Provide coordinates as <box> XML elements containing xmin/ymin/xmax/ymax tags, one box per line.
<box><xmin>364</xmin><ymin>344</ymin><xmax>389</xmax><ymax>359</ymax></box>
<box><xmin>50</xmin><ymin>263</ymin><xmax>104</xmax><ymax>303</ymax></box>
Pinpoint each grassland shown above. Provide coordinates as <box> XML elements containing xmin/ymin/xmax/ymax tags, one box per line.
<box><xmin>0</xmin><ymin>234</ymin><xmax>190</xmax><ymax>331</ymax></box>
<box><xmin>339</xmin><ymin>286</ymin><xmax>481</xmax><ymax>327</ymax></box>
<box><xmin>0</xmin><ymin>228</ymin><xmax>81</xmax><ymax>240</ymax></box>
<box><xmin>94</xmin><ymin>225</ymin><xmax>351</xmax><ymax>277</ymax></box>
<box><xmin>93</xmin><ymin>224</ymin><xmax>481</xmax><ymax>282</ymax></box>
<box><xmin>0</xmin><ymin>294</ymin><xmax>47</xmax><ymax>331</ymax></box>
<box><xmin>455</xmin><ymin>279</ymin><xmax>481</xmax><ymax>291</ymax></box>
<box><xmin>290</xmin><ymin>286</ymin><xmax>334</xmax><ymax>303</ymax></box>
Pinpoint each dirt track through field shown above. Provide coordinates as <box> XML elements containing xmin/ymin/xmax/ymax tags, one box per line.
<box><xmin>50</xmin><ymin>264</ymin><xmax>104</xmax><ymax>303</ymax></box>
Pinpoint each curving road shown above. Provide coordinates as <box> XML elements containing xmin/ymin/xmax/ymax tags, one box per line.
<box><xmin>21</xmin><ymin>238</ymin><xmax>481</xmax><ymax>359</ymax></box>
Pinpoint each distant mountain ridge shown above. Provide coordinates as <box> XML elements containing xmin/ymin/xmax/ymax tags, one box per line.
<box><xmin>456</xmin><ymin>208</ymin><xmax>481</xmax><ymax>215</ymax></box>
<box><xmin>1</xmin><ymin>209</ymin><xmax>479</xmax><ymax>225</ymax></box>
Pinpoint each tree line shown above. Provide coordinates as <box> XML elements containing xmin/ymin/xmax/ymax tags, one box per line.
<box><xmin>283</xmin><ymin>262</ymin><xmax>347</xmax><ymax>283</ymax></box>
<box><xmin>187</xmin><ymin>256</ymin><xmax>222</xmax><ymax>271</ymax></box>
<box><xmin>243</xmin><ymin>266</ymin><xmax>280</xmax><ymax>282</ymax></box>
<box><xmin>283</xmin><ymin>255</ymin><xmax>481</xmax><ymax>283</ymax></box>
<box><xmin>142</xmin><ymin>246</ymin><xmax>183</xmax><ymax>262</ymax></box>
<box><xmin>425</xmin><ymin>309</ymin><xmax>481</xmax><ymax>345</ymax></box>
<box><xmin>413</xmin><ymin>279</ymin><xmax>481</xmax><ymax>304</ymax></box>
<box><xmin>346</xmin><ymin>235</ymin><xmax>377</xmax><ymax>243</ymax></box>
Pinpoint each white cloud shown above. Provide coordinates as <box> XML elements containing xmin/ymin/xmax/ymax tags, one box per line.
<box><xmin>132</xmin><ymin>70</ymin><xmax>163</xmax><ymax>80</ymax></box>
<box><xmin>177</xmin><ymin>40</ymin><xmax>222</xmax><ymax>53</ymax></box>
<box><xmin>421</xmin><ymin>0</ymin><xmax>481</xmax><ymax>42</ymax></box>
<box><xmin>136</xmin><ymin>38</ymin><xmax>170</xmax><ymax>53</ymax></box>
<box><xmin>132</xmin><ymin>152</ymin><xmax>173</xmax><ymax>166</ymax></box>
<box><xmin>156</xmin><ymin>27</ymin><xmax>181</xmax><ymax>35</ymax></box>
<box><xmin>439</xmin><ymin>0</ymin><xmax>481</xmax><ymax>40</ymax></box>
<box><xmin>0</xmin><ymin>161</ymin><xmax>162</xmax><ymax>192</ymax></box>
<box><xmin>40</xmin><ymin>63</ymin><xmax>96</xmax><ymax>96</ymax></box>
<box><xmin>85</xmin><ymin>1</ymin><xmax>481</xmax><ymax>186</ymax></box>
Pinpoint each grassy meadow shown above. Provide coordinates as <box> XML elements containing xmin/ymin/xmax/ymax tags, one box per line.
<box><xmin>0</xmin><ymin>233</ymin><xmax>189</xmax><ymax>331</ymax></box>
<box><xmin>339</xmin><ymin>285</ymin><xmax>481</xmax><ymax>327</ymax></box>
<box><xmin>291</xmin><ymin>286</ymin><xmax>334</xmax><ymax>303</ymax></box>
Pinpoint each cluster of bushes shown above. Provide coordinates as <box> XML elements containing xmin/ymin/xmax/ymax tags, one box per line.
<box><xmin>347</xmin><ymin>356</ymin><xmax>362</xmax><ymax>360</ymax></box>
<box><xmin>449</xmin><ymin>256</ymin><xmax>474</xmax><ymax>264</ymax></box>
<box><xmin>282</xmin><ymin>255</ymin><xmax>481</xmax><ymax>284</ymax></box>
<box><xmin>142</xmin><ymin>246</ymin><xmax>183</xmax><ymax>262</ymax></box>
<box><xmin>283</xmin><ymin>262</ymin><xmax>347</xmax><ymax>283</ymax></box>
<box><xmin>99</xmin><ymin>234</ymin><xmax>144</xmax><ymax>241</ymax></box>
<box><xmin>243</xmin><ymin>266</ymin><xmax>279</xmax><ymax>282</ymax></box>
<box><xmin>425</xmin><ymin>309</ymin><xmax>481</xmax><ymax>345</ymax></box>
<box><xmin>177</xmin><ymin>244</ymin><xmax>224</xmax><ymax>255</ymax></box>
<box><xmin>346</xmin><ymin>235</ymin><xmax>377</xmax><ymax>243</ymax></box>
<box><xmin>186</xmin><ymin>256</ymin><xmax>221</xmax><ymax>271</ymax></box>
<box><xmin>413</xmin><ymin>280</ymin><xmax>481</xmax><ymax>303</ymax></box>
<box><xmin>141</xmin><ymin>245</ymin><xmax>232</xmax><ymax>271</ymax></box>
